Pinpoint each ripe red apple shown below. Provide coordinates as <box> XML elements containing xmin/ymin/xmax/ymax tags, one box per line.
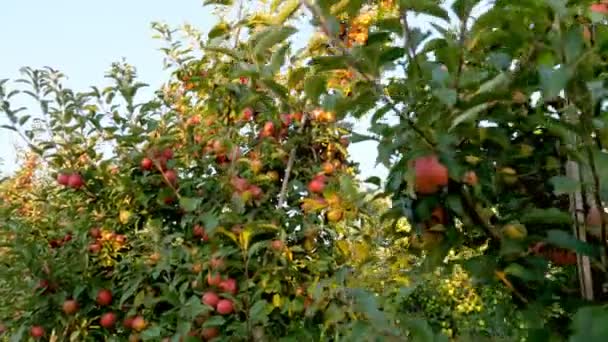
<box><xmin>89</xmin><ymin>227</ymin><xmax>101</xmax><ymax>239</ymax></box>
<box><xmin>249</xmin><ymin>185</ymin><xmax>263</xmax><ymax>199</ymax></box>
<box><xmin>131</xmin><ymin>316</ymin><xmax>146</xmax><ymax>332</ymax></box>
<box><xmin>202</xmin><ymin>291</ymin><xmax>220</xmax><ymax>308</ymax></box>
<box><xmin>207</xmin><ymin>272</ymin><xmax>222</xmax><ymax>286</ymax></box>
<box><xmin>141</xmin><ymin>158</ymin><xmax>153</xmax><ymax>171</ymax></box>
<box><xmin>463</xmin><ymin>170</ymin><xmax>478</xmax><ymax>186</ymax></box>
<box><xmin>231</xmin><ymin>176</ymin><xmax>249</xmax><ymax>192</ymax></box>
<box><xmin>591</xmin><ymin>3</ymin><xmax>608</xmax><ymax>14</ymax></box>
<box><xmin>216</xmin><ymin>299</ymin><xmax>234</xmax><ymax>315</ymax></box>
<box><xmin>63</xmin><ymin>233</ymin><xmax>72</xmax><ymax>243</ymax></box>
<box><xmin>123</xmin><ymin>316</ymin><xmax>135</xmax><ymax>329</ymax></box>
<box><xmin>162</xmin><ymin>148</ymin><xmax>174</xmax><ymax>160</ymax></box>
<box><xmin>413</xmin><ymin>155</ymin><xmax>448</xmax><ymax>194</ymax></box>
<box><xmin>30</xmin><ymin>326</ymin><xmax>44</xmax><ymax>338</ymax></box>
<box><xmin>67</xmin><ymin>173</ymin><xmax>84</xmax><ymax>189</ymax></box>
<box><xmin>62</xmin><ymin>299</ymin><xmax>79</xmax><ymax>315</ymax></box>
<box><xmin>201</xmin><ymin>327</ymin><xmax>220</xmax><ymax>340</ymax></box>
<box><xmin>280</xmin><ymin>113</ymin><xmax>292</xmax><ymax>127</ymax></box>
<box><xmin>96</xmin><ymin>289</ymin><xmax>113</xmax><ymax>306</ymax></box>
<box><xmin>218</xmin><ymin>278</ymin><xmax>238</xmax><ymax>295</ymax></box>
<box><xmin>100</xmin><ymin>312</ymin><xmax>117</xmax><ymax>328</ymax></box>
<box><xmin>164</xmin><ymin>169</ymin><xmax>178</xmax><ymax>185</ymax></box>
<box><xmin>57</xmin><ymin>173</ymin><xmax>69</xmax><ymax>186</ymax></box>
<box><xmin>242</xmin><ymin>107</ymin><xmax>254</xmax><ymax>121</ymax></box>
<box><xmin>210</xmin><ymin>257</ymin><xmax>225</xmax><ymax>269</ymax></box>
<box><xmin>239</xmin><ymin>76</ymin><xmax>248</xmax><ymax>85</ymax></box>
<box><xmin>89</xmin><ymin>243</ymin><xmax>101</xmax><ymax>253</ymax></box>
<box><xmin>308</xmin><ymin>179</ymin><xmax>325</xmax><ymax>194</ymax></box>
<box><xmin>271</xmin><ymin>240</ymin><xmax>284</xmax><ymax>251</ymax></box>
<box><xmin>261</xmin><ymin>121</ymin><xmax>275</xmax><ymax>138</ymax></box>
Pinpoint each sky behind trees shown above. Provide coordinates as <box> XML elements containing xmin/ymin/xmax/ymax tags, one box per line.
<box><xmin>0</xmin><ymin>0</ymin><xmax>396</xmax><ymax>180</ymax></box>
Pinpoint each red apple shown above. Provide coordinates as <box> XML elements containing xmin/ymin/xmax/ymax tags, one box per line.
<box><xmin>242</xmin><ymin>107</ymin><xmax>254</xmax><ymax>121</ymax></box>
<box><xmin>219</xmin><ymin>278</ymin><xmax>238</xmax><ymax>295</ymax></box>
<box><xmin>271</xmin><ymin>240</ymin><xmax>284</xmax><ymax>251</ymax></box>
<box><xmin>210</xmin><ymin>257</ymin><xmax>225</xmax><ymax>269</ymax></box>
<box><xmin>89</xmin><ymin>243</ymin><xmax>101</xmax><ymax>253</ymax></box>
<box><xmin>261</xmin><ymin>121</ymin><xmax>275</xmax><ymax>138</ymax></box>
<box><xmin>164</xmin><ymin>169</ymin><xmax>178</xmax><ymax>185</ymax></box>
<box><xmin>202</xmin><ymin>291</ymin><xmax>220</xmax><ymax>308</ymax></box>
<box><xmin>141</xmin><ymin>158</ymin><xmax>153</xmax><ymax>171</ymax></box>
<box><xmin>280</xmin><ymin>113</ymin><xmax>292</xmax><ymax>127</ymax></box>
<box><xmin>413</xmin><ymin>155</ymin><xmax>448</xmax><ymax>194</ymax></box>
<box><xmin>131</xmin><ymin>316</ymin><xmax>146</xmax><ymax>332</ymax></box>
<box><xmin>591</xmin><ymin>3</ymin><xmax>608</xmax><ymax>14</ymax></box>
<box><xmin>30</xmin><ymin>326</ymin><xmax>44</xmax><ymax>339</ymax></box>
<box><xmin>89</xmin><ymin>227</ymin><xmax>101</xmax><ymax>239</ymax></box>
<box><xmin>201</xmin><ymin>327</ymin><xmax>220</xmax><ymax>340</ymax></box>
<box><xmin>207</xmin><ymin>273</ymin><xmax>222</xmax><ymax>286</ymax></box>
<box><xmin>57</xmin><ymin>173</ymin><xmax>69</xmax><ymax>186</ymax></box>
<box><xmin>67</xmin><ymin>173</ymin><xmax>84</xmax><ymax>189</ymax></box>
<box><xmin>100</xmin><ymin>312</ymin><xmax>116</xmax><ymax>329</ymax></box>
<box><xmin>216</xmin><ymin>299</ymin><xmax>234</xmax><ymax>315</ymax></box>
<box><xmin>231</xmin><ymin>176</ymin><xmax>249</xmax><ymax>192</ymax></box>
<box><xmin>96</xmin><ymin>289</ymin><xmax>112</xmax><ymax>306</ymax></box>
<box><xmin>248</xmin><ymin>185</ymin><xmax>263</xmax><ymax>199</ymax></box>
<box><xmin>123</xmin><ymin>316</ymin><xmax>135</xmax><ymax>329</ymax></box>
<box><xmin>308</xmin><ymin>179</ymin><xmax>325</xmax><ymax>194</ymax></box>
<box><xmin>162</xmin><ymin>148</ymin><xmax>174</xmax><ymax>160</ymax></box>
<box><xmin>62</xmin><ymin>299</ymin><xmax>79</xmax><ymax>315</ymax></box>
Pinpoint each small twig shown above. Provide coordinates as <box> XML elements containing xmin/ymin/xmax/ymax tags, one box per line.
<box><xmin>495</xmin><ymin>270</ymin><xmax>528</xmax><ymax>304</ymax></box>
<box><xmin>277</xmin><ymin>114</ymin><xmax>308</xmax><ymax>208</ymax></box>
<box><xmin>233</xmin><ymin>0</ymin><xmax>245</xmax><ymax>49</ymax></box>
<box><xmin>153</xmin><ymin>158</ymin><xmax>181</xmax><ymax>200</ymax></box>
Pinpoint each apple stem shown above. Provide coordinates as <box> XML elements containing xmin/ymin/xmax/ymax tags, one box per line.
<box><xmin>277</xmin><ymin>113</ymin><xmax>308</xmax><ymax>208</ymax></box>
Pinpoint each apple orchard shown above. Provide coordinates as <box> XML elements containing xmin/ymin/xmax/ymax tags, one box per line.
<box><xmin>3</xmin><ymin>0</ymin><xmax>608</xmax><ymax>341</ymax></box>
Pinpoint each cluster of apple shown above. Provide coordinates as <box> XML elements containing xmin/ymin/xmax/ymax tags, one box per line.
<box><xmin>258</xmin><ymin>111</ymin><xmax>303</xmax><ymax>140</ymax></box>
<box><xmin>56</xmin><ymin>172</ymin><xmax>85</xmax><ymax>189</ymax></box>
<box><xmin>140</xmin><ymin>148</ymin><xmax>178</xmax><ymax>186</ymax></box>
<box><xmin>230</xmin><ymin>176</ymin><xmax>263</xmax><ymax>204</ymax></box>
<box><xmin>310</xmin><ymin>108</ymin><xmax>336</xmax><ymax>123</ymax></box>
<box><xmin>87</xmin><ymin>227</ymin><xmax>127</xmax><ymax>255</ymax></box>
<box><xmin>28</xmin><ymin>289</ymin><xmax>147</xmax><ymax>339</ymax></box>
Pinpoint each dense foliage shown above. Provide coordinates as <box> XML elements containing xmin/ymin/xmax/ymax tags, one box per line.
<box><xmin>3</xmin><ymin>0</ymin><xmax>608</xmax><ymax>341</ymax></box>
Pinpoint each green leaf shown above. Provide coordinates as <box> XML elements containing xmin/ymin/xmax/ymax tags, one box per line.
<box><xmin>324</xmin><ymin>302</ymin><xmax>346</xmax><ymax>327</ymax></box>
<box><xmin>365</xmin><ymin>176</ymin><xmax>381</xmax><ymax>187</ymax></box>
<box><xmin>203</xmin><ymin>0</ymin><xmax>232</xmax><ymax>6</ymax></box>
<box><xmin>539</xmin><ymin>65</ymin><xmax>570</xmax><ymax>100</ymax></box>
<box><xmin>451</xmin><ymin>0</ymin><xmax>482</xmax><ymax>21</ymax></box>
<box><xmin>545</xmin><ymin>230</ymin><xmax>600</xmax><ymax>258</ymax></box>
<box><xmin>402</xmin><ymin>318</ymin><xmax>436</xmax><ymax>342</ymax></box>
<box><xmin>350</xmin><ymin>132</ymin><xmax>376</xmax><ymax>143</ymax></box>
<box><xmin>549</xmin><ymin>176</ymin><xmax>580</xmax><ymax>195</ymax></box>
<box><xmin>180</xmin><ymin>197</ymin><xmax>201</xmax><ymax>212</ymax></box>
<box><xmin>140</xmin><ymin>326</ymin><xmax>162</xmax><ymax>340</ymax></box>
<box><xmin>269</xmin><ymin>44</ymin><xmax>289</xmax><ymax>74</ymax></box>
<box><xmin>569</xmin><ymin>306</ymin><xmax>608</xmax><ymax>342</ymax></box>
<box><xmin>475</xmin><ymin>72</ymin><xmax>511</xmax><ymax>95</ymax></box>
<box><xmin>272</xmin><ymin>0</ymin><xmax>300</xmax><ymax>25</ymax></box>
<box><xmin>503</xmin><ymin>263</ymin><xmax>543</xmax><ymax>282</ymax></box>
<box><xmin>449</xmin><ymin>102</ymin><xmax>492</xmax><ymax>131</ymax></box>
<box><xmin>200</xmin><ymin>212</ymin><xmax>219</xmax><ymax>232</ymax></box>
<box><xmin>208</xmin><ymin>22</ymin><xmax>230</xmax><ymax>40</ymax></box>
<box><xmin>253</xmin><ymin>26</ymin><xmax>297</xmax><ymax>59</ymax></box>
<box><xmin>432</xmin><ymin>88</ymin><xmax>457</xmax><ymax>108</ymax></box>
<box><xmin>250</xmin><ymin>300</ymin><xmax>271</xmax><ymax>324</ymax></box>
<box><xmin>400</xmin><ymin>0</ymin><xmax>450</xmax><ymax>21</ymax></box>
<box><xmin>520</xmin><ymin>208</ymin><xmax>572</xmax><ymax>226</ymax></box>
<box><xmin>310</xmin><ymin>56</ymin><xmax>349</xmax><ymax>71</ymax></box>
<box><xmin>304</xmin><ymin>75</ymin><xmax>327</xmax><ymax>103</ymax></box>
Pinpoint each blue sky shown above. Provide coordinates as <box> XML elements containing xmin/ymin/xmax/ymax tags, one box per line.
<box><xmin>0</xmin><ymin>0</ymin><xmax>385</xmax><ymax>180</ymax></box>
